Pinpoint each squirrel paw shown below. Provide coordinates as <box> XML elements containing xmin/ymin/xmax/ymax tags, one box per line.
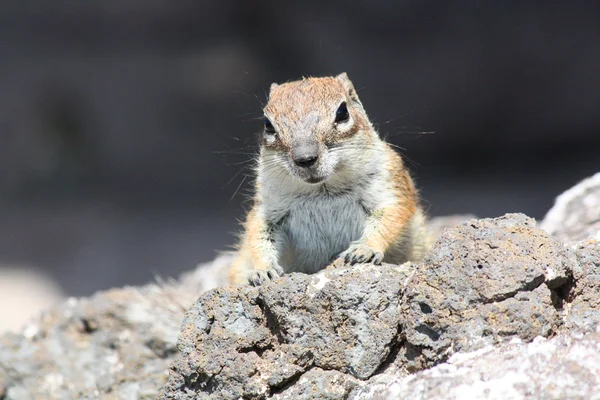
<box><xmin>248</xmin><ymin>264</ymin><xmax>285</xmax><ymax>286</ymax></box>
<box><xmin>337</xmin><ymin>243</ymin><xmax>384</xmax><ymax>266</ymax></box>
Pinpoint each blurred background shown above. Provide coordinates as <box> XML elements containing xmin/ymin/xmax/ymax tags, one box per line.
<box><xmin>0</xmin><ymin>1</ymin><xmax>598</xmax><ymax>330</ymax></box>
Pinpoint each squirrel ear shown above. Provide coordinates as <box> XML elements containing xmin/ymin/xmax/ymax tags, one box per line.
<box><xmin>335</xmin><ymin>72</ymin><xmax>352</xmax><ymax>89</ymax></box>
<box><xmin>269</xmin><ymin>83</ymin><xmax>279</xmax><ymax>92</ymax></box>
<box><xmin>335</xmin><ymin>72</ymin><xmax>359</xmax><ymax>102</ymax></box>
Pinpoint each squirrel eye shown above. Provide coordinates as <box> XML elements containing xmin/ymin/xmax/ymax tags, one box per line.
<box><xmin>264</xmin><ymin>117</ymin><xmax>276</xmax><ymax>135</ymax></box>
<box><xmin>335</xmin><ymin>102</ymin><xmax>349</xmax><ymax>123</ymax></box>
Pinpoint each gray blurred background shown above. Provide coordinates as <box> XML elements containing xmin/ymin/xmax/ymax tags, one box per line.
<box><xmin>0</xmin><ymin>1</ymin><xmax>598</xmax><ymax>306</ymax></box>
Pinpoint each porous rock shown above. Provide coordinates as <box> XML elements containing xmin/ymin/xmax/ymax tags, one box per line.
<box><xmin>0</xmin><ymin>283</ymin><xmax>198</xmax><ymax>400</ymax></box>
<box><xmin>400</xmin><ymin>214</ymin><xmax>572</xmax><ymax>370</ymax></box>
<box><xmin>161</xmin><ymin>213</ymin><xmax>592</xmax><ymax>399</ymax></box>
<box><xmin>0</xmin><ymin>254</ymin><xmax>234</xmax><ymax>400</ymax></box>
<box><xmin>161</xmin><ymin>263</ymin><xmax>414</xmax><ymax>399</ymax></box>
<box><xmin>564</xmin><ymin>239</ymin><xmax>600</xmax><ymax>332</ymax></box>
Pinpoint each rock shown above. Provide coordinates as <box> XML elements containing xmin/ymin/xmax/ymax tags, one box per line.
<box><xmin>400</xmin><ymin>214</ymin><xmax>572</xmax><ymax>370</ymax></box>
<box><xmin>357</xmin><ymin>331</ymin><xmax>600</xmax><ymax>400</ymax></box>
<box><xmin>564</xmin><ymin>239</ymin><xmax>600</xmax><ymax>333</ymax></box>
<box><xmin>160</xmin><ymin>264</ymin><xmax>414</xmax><ymax>399</ymax></box>
<box><xmin>540</xmin><ymin>172</ymin><xmax>600</xmax><ymax>241</ymax></box>
<box><xmin>0</xmin><ymin>253</ymin><xmax>237</xmax><ymax>400</ymax></box>
<box><xmin>0</xmin><ymin>283</ymin><xmax>197</xmax><ymax>400</ymax></box>
<box><xmin>161</xmin><ymin>213</ymin><xmax>595</xmax><ymax>399</ymax></box>
<box><xmin>272</xmin><ymin>368</ymin><xmax>359</xmax><ymax>400</ymax></box>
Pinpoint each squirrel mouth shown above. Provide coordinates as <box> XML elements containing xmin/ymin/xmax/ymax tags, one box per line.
<box><xmin>305</xmin><ymin>176</ymin><xmax>326</xmax><ymax>184</ymax></box>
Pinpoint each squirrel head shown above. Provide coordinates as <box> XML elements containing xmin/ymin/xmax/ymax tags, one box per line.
<box><xmin>261</xmin><ymin>73</ymin><xmax>375</xmax><ymax>185</ymax></box>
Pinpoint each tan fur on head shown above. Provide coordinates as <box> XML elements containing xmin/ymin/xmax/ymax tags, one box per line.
<box><xmin>261</xmin><ymin>74</ymin><xmax>374</xmax><ymax>185</ymax></box>
<box><xmin>264</xmin><ymin>75</ymin><xmax>370</xmax><ymax>146</ymax></box>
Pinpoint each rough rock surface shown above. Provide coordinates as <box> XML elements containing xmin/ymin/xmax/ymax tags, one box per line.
<box><xmin>540</xmin><ymin>172</ymin><xmax>600</xmax><ymax>241</ymax></box>
<box><xmin>354</xmin><ymin>331</ymin><xmax>600</xmax><ymax>400</ymax></box>
<box><xmin>0</xmin><ymin>253</ymin><xmax>236</xmax><ymax>400</ymax></box>
<box><xmin>160</xmin><ymin>213</ymin><xmax>599</xmax><ymax>399</ymax></box>
<box><xmin>564</xmin><ymin>239</ymin><xmax>600</xmax><ymax>333</ymax></box>
<box><xmin>0</xmin><ymin>253</ymin><xmax>234</xmax><ymax>400</ymax></box>
<box><xmin>0</xmin><ymin>283</ymin><xmax>195</xmax><ymax>400</ymax></box>
<box><xmin>400</xmin><ymin>214</ymin><xmax>570</xmax><ymax>371</ymax></box>
<box><xmin>160</xmin><ymin>264</ymin><xmax>412</xmax><ymax>399</ymax></box>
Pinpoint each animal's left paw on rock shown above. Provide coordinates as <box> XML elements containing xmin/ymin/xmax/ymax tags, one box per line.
<box><xmin>336</xmin><ymin>243</ymin><xmax>384</xmax><ymax>266</ymax></box>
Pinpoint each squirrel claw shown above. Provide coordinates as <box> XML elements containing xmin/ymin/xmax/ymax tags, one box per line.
<box><xmin>337</xmin><ymin>243</ymin><xmax>384</xmax><ymax>266</ymax></box>
<box><xmin>248</xmin><ymin>264</ymin><xmax>285</xmax><ymax>286</ymax></box>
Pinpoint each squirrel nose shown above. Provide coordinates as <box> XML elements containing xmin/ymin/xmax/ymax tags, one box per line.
<box><xmin>292</xmin><ymin>142</ymin><xmax>320</xmax><ymax>168</ymax></box>
<box><xmin>294</xmin><ymin>154</ymin><xmax>318</xmax><ymax>168</ymax></box>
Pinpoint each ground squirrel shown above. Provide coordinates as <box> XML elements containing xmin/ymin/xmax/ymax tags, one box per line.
<box><xmin>229</xmin><ymin>73</ymin><xmax>430</xmax><ymax>285</ymax></box>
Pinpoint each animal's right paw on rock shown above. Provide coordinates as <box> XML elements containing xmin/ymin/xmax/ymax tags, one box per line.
<box><xmin>248</xmin><ymin>264</ymin><xmax>285</xmax><ymax>286</ymax></box>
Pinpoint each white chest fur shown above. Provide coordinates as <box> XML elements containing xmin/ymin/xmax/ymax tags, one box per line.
<box><xmin>274</xmin><ymin>191</ymin><xmax>367</xmax><ymax>273</ymax></box>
